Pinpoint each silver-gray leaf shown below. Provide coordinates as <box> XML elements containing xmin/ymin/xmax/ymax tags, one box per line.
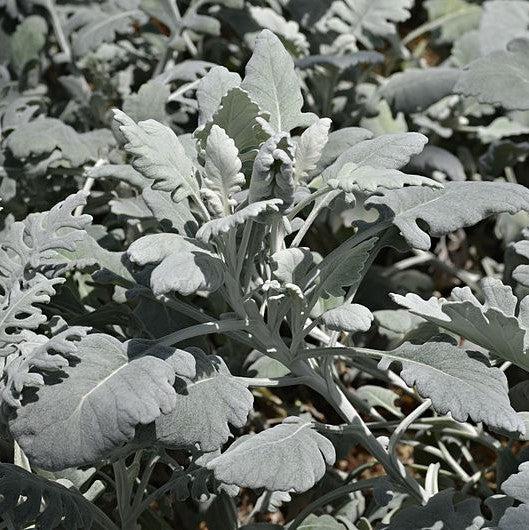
<box><xmin>367</xmin><ymin>181</ymin><xmax>529</xmax><ymax>250</ymax></box>
<box><xmin>127</xmin><ymin>233</ymin><xmax>224</xmax><ymax>296</ymax></box>
<box><xmin>207</xmin><ymin>416</ymin><xmax>335</xmax><ymax>493</ymax></box>
<box><xmin>241</xmin><ymin>29</ymin><xmax>317</xmax><ymax>132</ymax></box>
<box><xmin>9</xmin><ymin>334</ymin><xmax>192</xmax><ymax>470</ymax></box>
<box><xmin>154</xmin><ymin>350</ymin><xmax>253</xmax><ymax>452</ymax></box>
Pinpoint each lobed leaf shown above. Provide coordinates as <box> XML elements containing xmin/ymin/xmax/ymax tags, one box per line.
<box><xmin>207</xmin><ymin>416</ymin><xmax>335</xmax><ymax>492</ymax></box>
<box><xmin>112</xmin><ymin>110</ymin><xmax>199</xmax><ymax>201</ymax></box>
<box><xmin>392</xmin><ymin>278</ymin><xmax>529</xmax><ymax>371</ymax></box>
<box><xmin>9</xmin><ymin>334</ymin><xmax>195</xmax><ymax>470</ymax></box>
<box><xmin>127</xmin><ymin>233</ymin><xmax>224</xmax><ymax>296</ymax></box>
<box><xmin>0</xmin><ymin>463</ymin><xmax>95</xmax><ymax>530</ymax></box>
<box><xmin>367</xmin><ymin>181</ymin><xmax>529</xmax><ymax>250</ymax></box>
<box><xmin>377</xmin><ymin>337</ymin><xmax>524</xmax><ymax>433</ymax></box>
<box><xmin>455</xmin><ymin>39</ymin><xmax>529</xmax><ymax>111</ymax></box>
<box><xmin>154</xmin><ymin>349</ymin><xmax>253</xmax><ymax>452</ymax></box>
<box><xmin>201</xmin><ymin>124</ymin><xmax>244</xmax><ymax>217</ymax></box>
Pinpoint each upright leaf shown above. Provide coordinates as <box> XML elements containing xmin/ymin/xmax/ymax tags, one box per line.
<box><xmin>241</xmin><ymin>29</ymin><xmax>316</xmax><ymax>132</ymax></box>
<box><xmin>195</xmin><ymin>87</ymin><xmax>270</xmax><ymax>156</ymax></box>
<box><xmin>196</xmin><ymin>66</ymin><xmax>242</xmax><ymax>126</ymax></box>
<box><xmin>9</xmin><ymin>15</ymin><xmax>47</xmax><ymax>74</ymax></box>
<box><xmin>201</xmin><ymin>125</ymin><xmax>244</xmax><ymax>217</ymax></box>
<box><xmin>112</xmin><ymin>110</ymin><xmax>199</xmax><ymax>202</ymax></box>
<box><xmin>294</xmin><ymin>118</ymin><xmax>332</xmax><ymax>181</ymax></box>
<box><xmin>249</xmin><ymin>133</ymin><xmax>295</xmax><ymax>208</ymax></box>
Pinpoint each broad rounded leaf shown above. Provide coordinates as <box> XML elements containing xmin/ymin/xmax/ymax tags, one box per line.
<box><xmin>381</xmin><ymin>68</ymin><xmax>460</xmax><ymax>114</ymax></box>
<box><xmin>127</xmin><ymin>233</ymin><xmax>224</xmax><ymax>296</ymax></box>
<box><xmin>5</xmin><ymin>118</ymin><xmax>111</xmax><ymax>167</ymax></box>
<box><xmin>377</xmin><ymin>338</ymin><xmax>524</xmax><ymax>433</ymax></box>
<box><xmin>9</xmin><ymin>334</ymin><xmax>195</xmax><ymax>470</ymax></box>
<box><xmin>321</xmin><ymin>303</ymin><xmax>373</xmax><ymax>332</ymax></box>
<box><xmin>154</xmin><ymin>350</ymin><xmax>253</xmax><ymax>452</ymax></box>
<box><xmin>455</xmin><ymin>39</ymin><xmax>529</xmax><ymax>110</ymax></box>
<box><xmin>207</xmin><ymin>416</ymin><xmax>335</xmax><ymax>492</ymax></box>
<box><xmin>479</xmin><ymin>0</ymin><xmax>529</xmax><ymax>55</ymax></box>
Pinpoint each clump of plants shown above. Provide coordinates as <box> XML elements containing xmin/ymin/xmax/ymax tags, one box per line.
<box><xmin>3</xmin><ymin>1</ymin><xmax>529</xmax><ymax>529</ymax></box>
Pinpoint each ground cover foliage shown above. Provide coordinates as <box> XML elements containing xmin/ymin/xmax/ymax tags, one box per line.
<box><xmin>3</xmin><ymin>0</ymin><xmax>529</xmax><ymax>528</ymax></box>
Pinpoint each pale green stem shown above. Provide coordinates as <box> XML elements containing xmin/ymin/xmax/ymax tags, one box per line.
<box><xmin>287</xmin><ymin>478</ymin><xmax>379</xmax><ymax>529</ymax></box>
<box><xmin>236</xmin><ymin>220</ymin><xmax>253</xmax><ymax>278</ymax></box>
<box><xmin>236</xmin><ymin>375</ymin><xmax>310</xmax><ymax>387</ymax></box>
<box><xmin>402</xmin><ymin>7</ymin><xmax>478</xmax><ymax>46</ymax></box>
<box><xmin>158</xmin><ymin>319</ymin><xmax>248</xmax><ymax>346</ymax></box>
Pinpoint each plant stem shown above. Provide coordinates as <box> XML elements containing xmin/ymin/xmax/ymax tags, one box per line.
<box><xmin>236</xmin><ymin>220</ymin><xmax>253</xmax><ymax>278</ymax></box>
<box><xmin>389</xmin><ymin>399</ymin><xmax>432</xmax><ymax>457</ymax></box>
<box><xmin>236</xmin><ymin>375</ymin><xmax>310</xmax><ymax>387</ymax></box>
<box><xmin>158</xmin><ymin>319</ymin><xmax>249</xmax><ymax>346</ymax></box>
<box><xmin>402</xmin><ymin>7</ymin><xmax>478</xmax><ymax>46</ymax></box>
<box><xmin>287</xmin><ymin>477</ymin><xmax>379</xmax><ymax>529</ymax></box>
<box><xmin>290</xmin><ymin>190</ymin><xmax>340</xmax><ymax>247</ymax></box>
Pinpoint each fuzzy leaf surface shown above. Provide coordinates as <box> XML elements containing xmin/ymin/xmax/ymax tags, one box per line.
<box><xmin>9</xmin><ymin>334</ymin><xmax>195</xmax><ymax>470</ymax></box>
<box><xmin>207</xmin><ymin>416</ymin><xmax>335</xmax><ymax>492</ymax></box>
<box><xmin>127</xmin><ymin>233</ymin><xmax>224</xmax><ymax>296</ymax></box>
<box><xmin>241</xmin><ymin>29</ymin><xmax>316</xmax><ymax>132</ymax></box>
<box><xmin>154</xmin><ymin>350</ymin><xmax>253</xmax><ymax>452</ymax></box>
<box><xmin>455</xmin><ymin>39</ymin><xmax>529</xmax><ymax>110</ymax></box>
<box><xmin>367</xmin><ymin>181</ymin><xmax>529</xmax><ymax>250</ymax></box>
<box><xmin>376</xmin><ymin>338</ymin><xmax>524</xmax><ymax>433</ymax></box>
<box><xmin>392</xmin><ymin>278</ymin><xmax>529</xmax><ymax>371</ymax></box>
<box><xmin>113</xmin><ymin>110</ymin><xmax>199</xmax><ymax>201</ymax></box>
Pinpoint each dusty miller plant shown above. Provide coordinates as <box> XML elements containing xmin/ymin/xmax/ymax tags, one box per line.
<box><xmin>3</xmin><ymin>0</ymin><xmax>529</xmax><ymax>529</ymax></box>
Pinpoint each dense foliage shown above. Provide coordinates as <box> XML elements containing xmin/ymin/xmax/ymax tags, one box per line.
<box><xmin>2</xmin><ymin>0</ymin><xmax>529</xmax><ymax>528</ymax></box>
